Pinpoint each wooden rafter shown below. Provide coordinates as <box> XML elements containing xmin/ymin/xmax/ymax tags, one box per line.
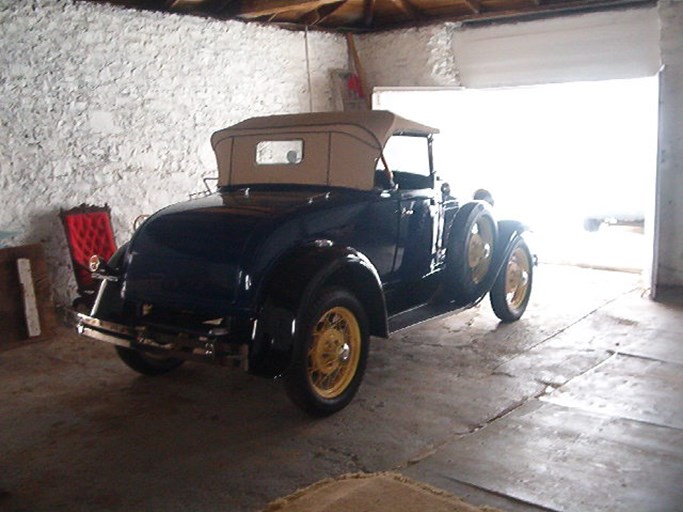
<box><xmin>239</xmin><ymin>0</ymin><xmax>343</xmax><ymax>18</ymax></box>
<box><xmin>461</xmin><ymin>0</ymin><xmax>480</xmax><ymax>14</ymax></box>
<box><xmin>300</xmin><ymin>0</ymin><xmax>347</xmax><ymax>25</ymax></box>
<box><xmin>386</xmin><ymin>0</ymin><xmax>420</xmax><ymax>19</ymax></box>
<box><xmin>89</xmin><ymin>0</ymin><xmax>656</xmax><ymax>31</ymax></box>
<box><xmin>169</xmin><ymin>0</ymin><xmax>206</xmax><ymax>7</ymax></box>
<box><xmin>362</xmin><ymin>0</ymin><xmax>375</xmax><ymax>26</ymax></box>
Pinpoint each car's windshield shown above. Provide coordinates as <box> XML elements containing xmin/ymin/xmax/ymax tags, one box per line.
<box><xmin>376</xmin><ymin>135</ymin><xmax>431</xmax><ymax>176</ymax></box>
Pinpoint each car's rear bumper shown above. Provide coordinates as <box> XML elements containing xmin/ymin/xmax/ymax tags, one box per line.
<box><xmin>68</xmin><ymin>309</ymin><xmax>250</xmax><ymax>370</ymax></box>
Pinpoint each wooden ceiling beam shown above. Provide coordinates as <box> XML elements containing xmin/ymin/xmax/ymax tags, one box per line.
<box><xmin>239</xmin><ymin>0</ymin><xmax>342</xmax><ymax>18</ymax></box>
<box><xmin>362</xmin><ymin>0</ymin><xmax>375</xmax><ymax>26</ymax></box>
<box><xmin>169</xmin><ymin>0</ymin><xmax>207</xmax><ymax>7</ymax></box>
<box><xmin>299</xmin><ymin>0</ymin><xmax>347</xmax><ymax>25</ymax></box>
<box><xmin>461</xmin><ymin>0</ymin><xmax>480</xmax><ymax>14</ymax></box>
<box><xmin>386</xmin><ymin>0</ymin><xmax>420</xmax><ymax>19</ymax></box>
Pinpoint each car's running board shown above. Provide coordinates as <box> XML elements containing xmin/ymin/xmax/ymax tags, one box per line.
<box><xmin>388</xmin><ymin>299</ymin><xmax>474</xmax><ymax>334</ymax></box>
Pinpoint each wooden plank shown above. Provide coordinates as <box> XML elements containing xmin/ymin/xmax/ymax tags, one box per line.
<box><xmin>300</xmin><ymin>1</ymin><xmax>347</xmax><ymax>26</ymax></box>
<box><xmin>462</xmin><ymin>0</ymin><xmax>481</xmax><ymax>13</ymax></box>
<box><xmin>0</xmin><ymin>244</ymin><xmax>56</xmax><ymax>351</ymax></box>
<box><xmin>17</xmin><ymin>258</ymin><xmax>41</xmax><ymax>338</ymax></box>
<box><xmin>362</xmin><ymin>0</ymin><xmax>375</xmax><ymax>26</ymax></box>
<box><xmin>386</xmin><ymin>0</ymin><xmax>421</xmax><ymax>18</ymax></box>
<box><xmin>239</xmin><ymin>0</ymin><xmax>343</xmax><ymax>18</ymax></box>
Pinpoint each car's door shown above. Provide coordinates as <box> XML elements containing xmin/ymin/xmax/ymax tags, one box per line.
<box><xmin>383</xmin><ymin>134</ymin><xmax>443</xmax><ymax>283</ymax></box>
<box><xmin>396</xmin><ymin>185</ymin><xmax>439</xmax><ymax>280</ymax></box>
<box><xmin>351</xmin><ymin>189</ymin><xmax>401</xmax><ymax>283</ymax></box>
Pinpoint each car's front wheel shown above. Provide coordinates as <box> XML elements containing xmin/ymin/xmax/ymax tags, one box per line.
<box><xmin>284</xmin><ymin>288</ymin><xmax>369</xmax><ymax>416</ymax></box>
<box><xmin>490</xmin><ymin>238</ymin><xmax>533</xmax><ymax>322</ymax></box>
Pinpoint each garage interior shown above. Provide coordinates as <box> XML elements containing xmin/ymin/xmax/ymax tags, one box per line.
<box><xmin>1</xmin><ymin>0</ymin><xmax>682</xmax><ymax>511</ymax></box>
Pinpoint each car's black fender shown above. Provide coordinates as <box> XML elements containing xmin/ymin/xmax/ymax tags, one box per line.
<box><xmin>441</xmin><ymin>204</ymin><xmax>531</xmax><ymax>307</ymax></box>
<box><xmin>90</xmin><ymin>242</ymin><xmax>129</xmax><ymax>320</ymax></box>
<box><xmin>490</xmin><ymin>220</ymin><xmax>532</xmax><ymax>283</ymax></box>
<box><xmin>249</xmin><ymin>242</ymin><xmax>388</xmax><ymax>377</ymax></box>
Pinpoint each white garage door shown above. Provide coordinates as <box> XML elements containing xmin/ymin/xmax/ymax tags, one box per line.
<box><xmin>453</xmin><ymin>8</ymin><xmax>660</xmax><ymax>88</ymax></box>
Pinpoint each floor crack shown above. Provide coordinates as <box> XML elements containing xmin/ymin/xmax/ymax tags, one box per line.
<box><xmin>393</xmin><ymin>387</ymin><xmax>548</xmax><ymax>471</ymax></box>
<box><xmin>491</xmin><ymin>286</ymin><xmax>640</xmax><ymax>374</ymax></box>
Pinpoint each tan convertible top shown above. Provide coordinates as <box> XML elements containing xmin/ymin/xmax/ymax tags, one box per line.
<box><xmin>210</xmin><ymin>111</ymin><xmax>439</xmax><ymax>191</ymax></box>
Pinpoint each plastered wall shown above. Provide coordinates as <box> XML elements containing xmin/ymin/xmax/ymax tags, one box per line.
<box><xmin>655</xmin><ymin>0</ymin><xmax>683</xmax><ymax>290</ymax></box>
<box><xmin>0</xmin><ymin>1</ymin><xmax>346</xmax><ymax>305</ymax></box>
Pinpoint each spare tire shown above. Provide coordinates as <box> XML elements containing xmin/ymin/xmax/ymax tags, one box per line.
<box><xmin>443</xmin><ymin>202</ymin><xmax>497</xmax><ymax>302</ymax></box>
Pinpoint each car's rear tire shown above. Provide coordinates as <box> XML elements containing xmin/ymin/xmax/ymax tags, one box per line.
<box><xmin>444</xmin><ymin>203</ymin><xmax>498</xmax><ymax>302</ymax></box>
<box><xmin>490</xmin><ymin>238</ymin><xmax>533</xmax><ymax>322</ymax></box>
<box><xmin>115</xmin><ymin>346</ymin><xmax>185</xmax><ymax>376</ymax></box>
<box><xmin>284</xmin><ymin>287</ymin><xmax>369</xmax><ymax>416</ymax></box>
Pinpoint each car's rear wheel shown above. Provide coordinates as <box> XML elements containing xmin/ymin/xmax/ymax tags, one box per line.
<box><xmin>284</xmin><ymin>288</ymin><xmax>369</xmax><ymax>416</ymax></box>
<box><xmin>444</xmin><ymin>203</ymin><xmax>498</xmax><ymax>302</ymax></box>
<box><xmin>115</xmin><ymin>346</ymin><xmax>185</xmax><ymax>376</ymax></box>
<box><xmin>490</xmin><ymin>238</ymin><xmax>533</xmax><ymax>322</ymax></box>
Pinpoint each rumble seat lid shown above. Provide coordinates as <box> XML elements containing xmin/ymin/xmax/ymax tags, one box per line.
<box><xmin>210</xmin><ymin>111</ymin><xmax>439</xmax><ymax>191</ymax></box>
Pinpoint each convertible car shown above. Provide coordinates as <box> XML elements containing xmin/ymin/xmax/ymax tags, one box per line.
<box><xmin>76</xmin><ymin>111</ymin><xmax>533</xmax><ymax>415</ymax></box>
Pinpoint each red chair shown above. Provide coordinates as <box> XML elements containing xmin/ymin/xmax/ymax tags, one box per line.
<box><xmin>60</xmin><ymin>204</ymin><xmax>117</xmax><ymax>310</ymax></box>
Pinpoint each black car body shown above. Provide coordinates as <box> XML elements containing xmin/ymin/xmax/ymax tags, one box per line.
<box><xmin>76</xmin><ymin>111</ymin><xmax>534</xmax><ymax>415</ymax></box>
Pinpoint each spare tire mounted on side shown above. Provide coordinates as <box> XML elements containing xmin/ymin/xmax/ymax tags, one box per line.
<box><xmin>443</xmin><ymin>202</ymin><xmax>498</xmax><ymax>303</ymax></box>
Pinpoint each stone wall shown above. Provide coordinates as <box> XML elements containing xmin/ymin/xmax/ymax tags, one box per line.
<box><xmin>0</xmin><ymin>1</ymin><xmax>346</xmax><ymax>305</ymax></box>
<box><xmin>356</xmin><ymin>25</ymin><xmax>462</xmax><ymax>88</ymax></box>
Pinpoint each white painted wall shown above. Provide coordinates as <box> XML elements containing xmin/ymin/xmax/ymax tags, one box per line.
<box><xmin>654</xmin><ymin>0</ymin><xmax>683</xmax><ymax>291</ymax></box>
<box><xmin>0</xmin><ymin>1</ymin><xmax>346</xmax><ymax>305</ymax></box>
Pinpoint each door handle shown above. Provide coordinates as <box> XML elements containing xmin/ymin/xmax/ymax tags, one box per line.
<box><xmin>401</xmin><ymin>207</ymin><xmax>414</xmax><ymax>216</ymax></box>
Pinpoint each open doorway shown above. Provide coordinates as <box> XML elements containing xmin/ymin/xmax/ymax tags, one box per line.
<box><xmin>374</xmin><ymin>77</ymin><xmax>659</xmax><ymax>276</ymax></box>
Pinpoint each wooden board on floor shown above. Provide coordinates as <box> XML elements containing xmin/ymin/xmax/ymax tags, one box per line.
<box><xmin>0</xmin><ymin>244</ymin><xmax>57</xmax><ymax>351</ymax></box>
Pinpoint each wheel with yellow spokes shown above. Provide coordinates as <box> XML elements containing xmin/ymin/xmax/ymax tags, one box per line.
<box><xmin>444</xmin><ymin>202</ymin><xmax>498</xmax><ymax>303</ymax></box>
<box><xmin>284</xmin><ymin>288</ymin><xmax>369</xmax><ymax>416</ymax></box>
<box><xmin>490</xmin><ymin>237</ymin><xmax>533</xmax><ymax>322</ymax></box>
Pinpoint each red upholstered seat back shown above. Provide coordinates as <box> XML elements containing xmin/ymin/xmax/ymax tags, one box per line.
<box><xmin>61</xmin><ymin>207</ymin><xmax>117</xmax><ymax>292</ymax></box>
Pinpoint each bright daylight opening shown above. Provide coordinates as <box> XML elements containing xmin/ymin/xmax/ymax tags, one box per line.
<box><xmin>374</xmin><ymin>77</ymin><xmax>660</xmax><ymax>276</ymax></box>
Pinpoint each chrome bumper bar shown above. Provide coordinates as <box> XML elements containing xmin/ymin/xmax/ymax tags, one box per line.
<box><xmin>70</xmin><ymin>310</ymin><xmax>248</xmax><ymax>370</ymax></box>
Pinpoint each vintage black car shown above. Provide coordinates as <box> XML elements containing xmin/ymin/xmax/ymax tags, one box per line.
<box><xmin>76</xmin><ymin>111</ymin><xmax>533</xmax><ymax>415</ymax></box>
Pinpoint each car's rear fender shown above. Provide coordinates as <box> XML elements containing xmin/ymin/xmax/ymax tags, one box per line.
<box><xmin>90</xmin><ymin>242</ymin><xmax>129</xmax><ymax>321</ymax></box>
<box><xmin>249</xmin><ymin>242</ymin><xmax>388</xmax><ymax>377</ymax></box>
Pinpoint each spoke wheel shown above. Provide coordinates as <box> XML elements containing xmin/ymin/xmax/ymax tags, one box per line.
<box><xmin>307</xmin><ymin>306</ymin><xmax>361</xmax><ymax>399</ymax></box>
<box><xmin>490</xmin><ymin>238</ymin><xmax>533</xmax><ymax>322</ymax></box>
<box><xmin>285</xmin><ymin>288</ymin><xmax>369</xmax><ymax>416</ymax></box>
<box><xmin>467</xmin><ymin>218</ymin><xmax>495</xmax><ymax>285</ymax></box>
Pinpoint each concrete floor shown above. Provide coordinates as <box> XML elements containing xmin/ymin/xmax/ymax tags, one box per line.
<box><xmin>1</xmin><ymin>265</ymin><xmax>682</xmax><ymax>512</ymax></box>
